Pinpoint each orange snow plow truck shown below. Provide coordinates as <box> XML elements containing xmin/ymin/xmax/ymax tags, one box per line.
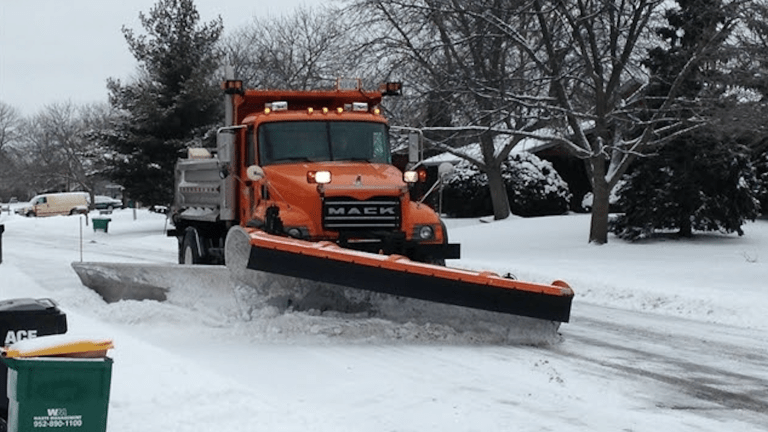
<box><xmin>167</xmin><ymin>78</ymin><xmax>573</xmax><ymax>323</ymax></box>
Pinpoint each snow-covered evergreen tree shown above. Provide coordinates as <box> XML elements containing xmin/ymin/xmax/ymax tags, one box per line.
<box><xmin>611</xmin><ymin>129</ymin><xmax>761</xmax><ymax>240</ymax></box>
<box><xmin>104</xmin><ymin>0</ymin><xmax>222</xmax><ymax>206</ymax></box>
<box><xmin>754</xmin><ymin>150</ymin><xmax>768</xmax><ymax>214</ymax></box>
<box><xmin>612</xmin><ymin>0</ymin><xmax>760</xmax><ymax>239</ymax></box>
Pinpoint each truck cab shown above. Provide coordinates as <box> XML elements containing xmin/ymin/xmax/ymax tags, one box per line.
<box><xmin>170</xmin><ymin>79</ymin><xmax>459</xmax><ymax>265</ymax></box>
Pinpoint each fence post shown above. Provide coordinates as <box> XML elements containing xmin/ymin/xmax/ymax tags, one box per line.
<box><xmin>0</xmin><ymin>224</ymin><xmax>5</xmax><ymax>264</ymax></box>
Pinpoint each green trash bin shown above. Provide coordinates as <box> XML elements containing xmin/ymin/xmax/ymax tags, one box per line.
<box><xmin>2</xmin><ymin>339</ymin><xmax>114</xmax><ymax>432</ymax></box>
<box><xmin>91</xmin><ymin>218</ymin><xmax>111</xmax><ymax>233</ymax></box>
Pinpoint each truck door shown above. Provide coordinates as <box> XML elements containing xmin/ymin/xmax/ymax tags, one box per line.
<box><xmin>240</xmin><ymin>126</ymin><xmax>259</xmax><ymax>222</ymax></box>
<box><xmin>247</xmin><ymin>126</ymin><xmax>266</xmax><ymax>201</ymax></box>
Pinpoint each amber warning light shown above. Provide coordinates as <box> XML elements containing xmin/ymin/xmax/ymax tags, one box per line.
<box><xmin>379</xmin><ymin>82</ymin><xmax>402</xmax><ymax>96</ymax></box>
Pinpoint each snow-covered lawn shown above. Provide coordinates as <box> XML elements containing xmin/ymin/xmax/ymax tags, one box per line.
<box><xmin>448</xmin><ymin>214</ymin><xmax>768</xmax><ymax>331</ymax></box>
<box><xmin>0</xmin><ymin>208</ymin><xmax>766</xmax><ymax>431</ymax></box>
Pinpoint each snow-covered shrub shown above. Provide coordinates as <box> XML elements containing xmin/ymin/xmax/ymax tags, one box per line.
<box><xmin>503</xmin><ymin>152</ymin><xmax>572</xmax><ymax>217</ymax></box>
<box><xmin>441</xmin><ymin>152</ymin><xmax>572</xmax><ymax>217</ymax></box>
<box><xmin>441</xmin><ymin>163</ymin><xmax>492</xmax><ymax>218</ymax></box>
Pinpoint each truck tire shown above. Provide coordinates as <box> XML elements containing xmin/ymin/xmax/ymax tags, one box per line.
<box><xmin>180</xmin><ymin>228</ymin><xmax>204</xmax><ymax>265</ymax></box>
<box><xmin>425</xmin><ymin>256</ymin><xmax>446</xmax><ymax>266</ymax></box>
<box><xmin>423</xmin><ymin>220</ymin><xmax>450</xmax><ymax>266</ymax></box>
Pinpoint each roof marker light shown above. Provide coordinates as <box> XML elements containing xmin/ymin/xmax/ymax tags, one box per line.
<box><xmin>266</xmin><ymin>101</ymin><xmax>288</xmax><ymax>111</ymax></box>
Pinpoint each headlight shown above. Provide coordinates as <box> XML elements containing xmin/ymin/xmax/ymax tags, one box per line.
<box><xmin>403</xmin><ymin>169</ymin><xmax>427</xmax><ymax>183</ymax></box>
<box><xmin>307</xmin><ymin>170</ymin><xmax>332</xmax><ymax>184</ymax></box>
<box><xmin>403</xmin><ymin>171</ymin><xmax>419</xmax><ymax>183</ymax></box>
<box><xmin>416</xmin><ymin>225</ymin><xmax>434</xmax><ymax>240</ymax></box>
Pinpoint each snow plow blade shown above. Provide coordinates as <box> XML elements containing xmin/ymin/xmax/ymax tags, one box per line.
<box><xmin>70</xmin><ymin>261</ymin><xmax>239</xmax><ymax>310</ymax></box>
<box><xmin>235</xmin><ymin>228</ymin><xmax>573</xmax><ymax>323</ymax></box>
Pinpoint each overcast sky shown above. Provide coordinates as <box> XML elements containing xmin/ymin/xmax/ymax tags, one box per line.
<box><xmin>0</xmin><ymin>0</ymin><xmax>307</xmax><ymax>116</ymax></box>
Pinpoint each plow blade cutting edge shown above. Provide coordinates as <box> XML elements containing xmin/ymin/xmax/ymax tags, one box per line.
<box><xmin>229</xmin><ymin>227</ymin><xmax>574</xmax><ymax>323</ymax></box>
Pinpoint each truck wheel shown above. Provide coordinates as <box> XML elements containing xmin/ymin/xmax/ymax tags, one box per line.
<box><xmin>180</xmin><ymin>229</ymin><xmax>204</xmax><ymax>265</ymax></box>
<box><xmin>425</xmin><ymin>257</ymin><xmax>446</xmax><ymax>266</ymax></box>
<box><xmin>423</xmin><ymin>221</ymin><xmax>449</xmax><ymax>266</ymax></box>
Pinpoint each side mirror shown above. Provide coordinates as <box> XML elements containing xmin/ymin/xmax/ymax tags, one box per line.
<box><xmin>408</xmin><ymin>133</ymin><xmax>420</xmax><ymax>164</ymax></box>
<box><xmin>246</xmin><ymin>165</ymin><xmax>265</xmax><ymax>181</ymax></box>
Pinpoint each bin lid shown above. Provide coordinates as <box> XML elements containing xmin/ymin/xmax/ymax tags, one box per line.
<box><xmin>2</xmin><ymin>334</ymin><xmax>113</xmax><ymax>358</ymax></box>
<box><xmin>0</xmin><ymin>298</ymin><xmax>59</xmax><ymax>313</ymax></box>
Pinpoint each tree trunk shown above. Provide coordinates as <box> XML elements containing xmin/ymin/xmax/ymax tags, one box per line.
<box><xmin>678</xmin><ymin>163</ymin><xmax>694</xmax><ymax>238</ymax></box>
<box><xmin>486</xmin><ymin>164</ymin><xmax>511</xmax><ymax>220</ymax></box>
<box><xmin>678</xmin><ymin>217</ymin><xmax>693</xmax><ymax>237</ymax></box>
<box><xmin>588</xmin><ymin>156</ymin><xmax>610</xmax><ymax>244</ymax></box>
<box><xmin>477</xmin><ymin>131</ymin><xmax>511</xmax><ymax>221</ymax></box>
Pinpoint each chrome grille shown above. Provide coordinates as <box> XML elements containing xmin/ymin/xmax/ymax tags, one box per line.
<box><xmin>322</xmin><ymin>196</ymin><xmax>401</xmax><ymax>229</ymax></box>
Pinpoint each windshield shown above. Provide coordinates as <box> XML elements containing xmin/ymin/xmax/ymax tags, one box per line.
<box><xmin>257</xmin><ymin>121</ymin><xmax>390</xmax><ymax>166</ymax></box>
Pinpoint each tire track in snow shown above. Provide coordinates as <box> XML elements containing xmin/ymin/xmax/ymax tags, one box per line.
<box><xmin>550</xmin><ymin>303</ymin><xmax>768</xmax><ymax>421</ymax></box>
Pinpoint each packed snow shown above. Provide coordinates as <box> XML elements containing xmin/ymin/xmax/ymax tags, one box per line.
<box><xmin>0</xmin><ymin>206</ymin><xmax>766</xmax><ymax>431</ymax></box>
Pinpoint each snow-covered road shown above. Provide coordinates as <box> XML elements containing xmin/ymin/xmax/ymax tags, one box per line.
<box><xmin>559</xmin><ymin>304</ymin><xmax>768</xmax><ymax>424</ymax></box>
<box><xmin>1</xmin><ymin>209</ymin><xmax>766</xmax><ymax>431</ymax></box>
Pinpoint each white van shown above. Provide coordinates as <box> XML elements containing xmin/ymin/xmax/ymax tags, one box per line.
<box><xmin>18</xmin><ymin>192</ymin><xmax>89</xmax><ymax>217</ymax></box>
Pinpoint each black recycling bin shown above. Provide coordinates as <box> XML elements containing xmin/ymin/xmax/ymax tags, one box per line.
<box><xmin>0</xmin><ymin>299</ymin><xmax>67</xmax><ymax>425</ymax></box>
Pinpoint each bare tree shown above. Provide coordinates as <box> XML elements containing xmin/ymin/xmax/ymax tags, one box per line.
<box><xmin>517</xmin><ymin>0</ymin><xmax>739</xmax><ymax>243</ymax></box>
<box><xmin>0</xmin><ymin>102</ymin><xmax>21</xmax><ymax>154</ymax></box>
<box><xmin>13</xmin><ymin>102</ymin><xmax>114</xmax><ymax>199</ymax></box>
<box><xmin>352</xmin><ymin>0</ymin><xmax>742</xmax><ymax>241</ymax></box>
<box><xmin>15</xmin><ymin>112</ymin><xmax>68</xmax><ymax>194</ymax></box>
<box><xmin>0</xmin><ymin>102</ymin><xmax>24</xmax><ymax>198</ymax></box>
<box><xmin>353</xmin><ymin>0</ymin><xmax>554</xmax><ymax>220</ymax></box>
<box><xmin>46</xmin><ymin>103</ymin><xmax>94</xmax><ymax>194</ymax></box>
<box><xmin>221</xmin><ymin>5</ymin><xmax>360</xmax><ymax>90</ymax></box>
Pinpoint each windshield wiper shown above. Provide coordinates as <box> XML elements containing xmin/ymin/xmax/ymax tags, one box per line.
<box><xmin>273</xmin><ymin>156</ymin><xmax>314</xmax><ymax>163</ymax></box>
<box><xmin>338</xmin><ymin>157</ymin><xmax>373</xmax><ymax>162</ymax></box>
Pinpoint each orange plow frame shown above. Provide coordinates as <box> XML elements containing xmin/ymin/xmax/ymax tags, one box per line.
<box><xmin>243</xmin><ymin>229</ymin><xmax>574</xmax><ymax>322</ymax></box>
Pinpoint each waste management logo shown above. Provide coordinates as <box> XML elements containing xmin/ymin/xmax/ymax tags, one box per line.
<box><xmin>33</xmin><ymin>408</ymin><xmax>84</xmax><ymax>428</ymax></box>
